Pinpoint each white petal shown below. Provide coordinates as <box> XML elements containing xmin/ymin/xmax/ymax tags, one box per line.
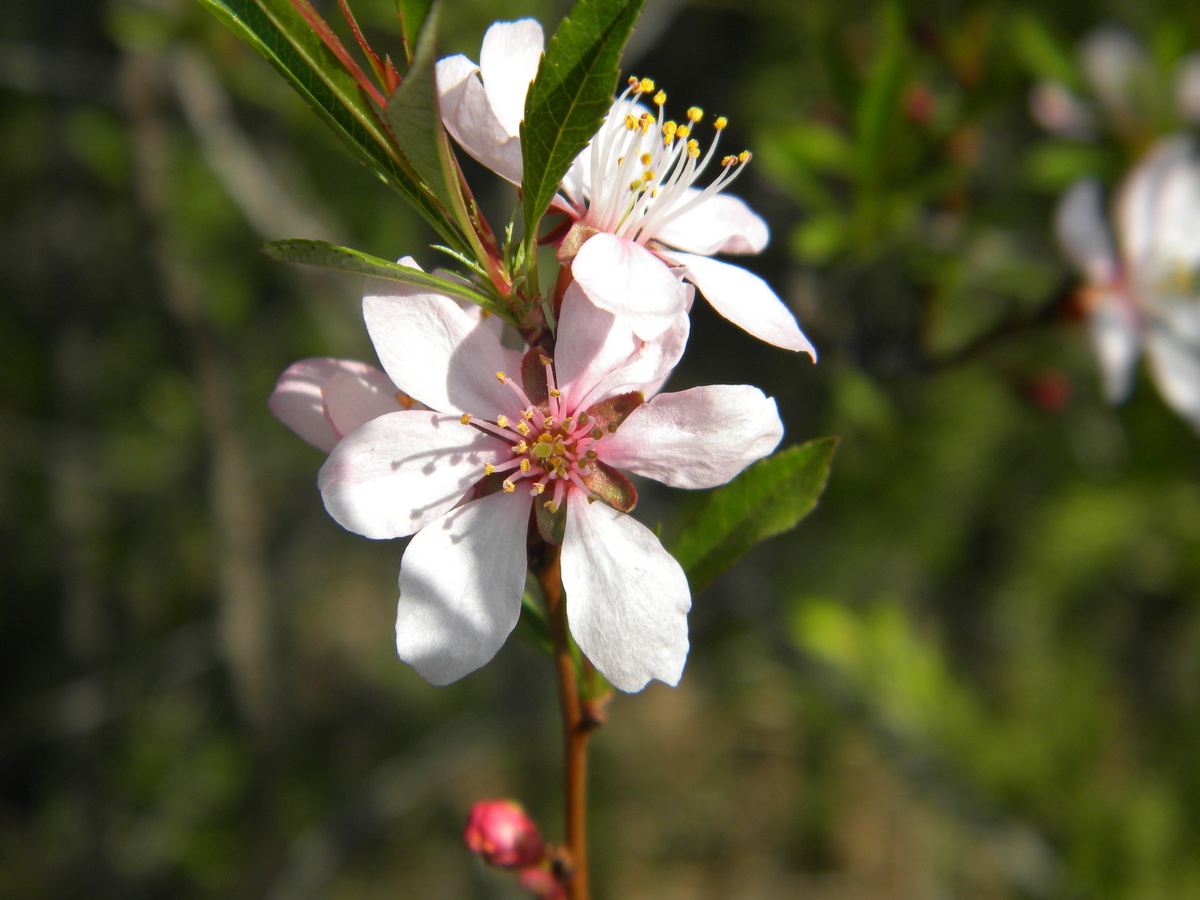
<box><xmin>654</xmin><ymin>192</ymin><xmax>769</xmax><ymax>255</ymax></box>
<box><xmin>600</xmin><ymin>385</ymin><xmax>783</xmax><ymax>489</ymax></box>
<box><xmin>322</xmin><ymin>366</ymin><xmax>406</xmax><ymax>441</ymax></box>
<box><xmin>1116</xmin><ymin>137</ymin><xmax>1192</xmax><ymax>274</ymax></box>
<box><xmin>1081</xmin><ymin>26</ymin><xmax>1146</xmax><ymax>118</ymax></box>
<box><xmin>562</xmin><ymin>500</ymin><xmax>690</xmax><ymax>692</ymax></box>
<box><xmin>663</xmin><ymin>251</ymin><xmax>817</xmax><ymax>358</ymax></box>
<box><xmin>572</xmin><ymin>233</ymin><xmax>689</xmax><ymax>341</ymax></box>
<box><xmin>1146</xmin><ymin>303</ymin><xmax>1200</xmax><ymax>428</ymax></box>
<box><xmin>1177</xmin><ymin>53</ymin><xmax>1200</xmax><ymax>124</ymax></box>
<box><xmin>396</xmin><ymin>491</ymin><xmax>531</xmax><ymax>685</ymax></box>
<box><xmin>363</xmin><ymin>272</ymin><xmax>523</xmax><ymax>419</ymax></box>
<box><xmin>1055</xmin><ymin>179</ymin><xmax>1119</xmax><ymax>285</ymax></box>
<box><xmin>1088</xmin><ymin>289</ymin><xmax>1141</xmax><ymax>403</ymax></box>
<box><xmin>318</xmin><ymin>411</ymin><xmax>507</xmax><ymax>539</ymax></box>
<box><xmin>269</xmin><ymin>358</ymin><xmax>391</xmax><ymax>452</ymax></box>
<box><xmin>436</xmin><ymin>53</ymin><xmax>524</xmax><ymax>183</ymax></box>
<box><xmin>478</xmin><ymin>19</ymin><xmax>543</xmax><ymax>139</ymax></box>
<box><xmin>554</xmin><ymin>282</ymin><xmax>690</xmax><ymax>412</ymax></box>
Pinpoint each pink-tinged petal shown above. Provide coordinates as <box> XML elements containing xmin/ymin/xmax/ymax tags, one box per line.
<box><xmin>435</xmin><ymin>54</ymin><xmax>524</xmax><ymax>184</ymax></box>
<box><xmin>1146</xmin><ymin>303</ymin><xmax>1200</xmax><ymax>429</ymax></box>
<box><xmin>1088</xmin><ymin>289</ymin><xmax>1141</xmax><ymax>404</ymax></box>
<box><xmin>318</xmin><ymin>411</ymin><xmax>507</xmax><ymax>540</ymax></box>
<box><xmin>269</xmin><ymin>358</ymin><xmax>389</xmax><ymax>452</ymax></box>
<box><xmin>395</xmin><ymin>491</ymin><xmax>531</xmax><ymax>684</ymax></box>
<box><xmin>654</xmin><ymin>192</ymin><xmax>769</xmax><ymax>255</ymax></box>
<box><xmin>572</xmin><ymin>233</ymin><xmax>689</xmax><ymax>341</ymax></box>
<box><xmin>664</xmin><ymin>251</ymin><xmax>817</xmax><ymax>358</ymax></box>
<box><xmin>600</xmin><ymin>385</ymin><xmax>783</xmax><ymax>489</ymax></box>
<box><xmin>1029</xmin><ymin>82</ymin><xmax>1095</xmax><ymax>138</ymax></box>
<box><xmin>363</xmin><ymin>271</ymin><xmax>523</xmax><ymax>420</ymax></box>
<box><xmin>478</xmin><ymin>19</ymin><xmax>543</xmax><ymax>138</ymax></box>
<box><xmin>1144</xmin><ymin>146</ymin><xmax>1200</xmax><ymax>273</ymax></box>
<box><xmin>554</xmin><ymin>282</ymin><xmax>690</xmax><ymax>412</ymax></box>
<box><xmin>322</xmin><ymin>366</ymin><xmax>406</xmax><ymax>441</ymax></box>
<box><xmin>561</xmin><ymin>500</ymin><xmax>690</xmax><ymax>692</ymax></box>
<box><xmin>1055</xmin><ymin>180</ymin><xmax>1119</xmax><ymax>285</ymax></box>
<box><xmin>1081</xmin><ymin>26</ymin><xmax>1146</xmax><ymax>119</ymax></box>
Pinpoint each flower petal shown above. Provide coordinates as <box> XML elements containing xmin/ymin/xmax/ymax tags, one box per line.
<box><xmin>318</xmin><ymin>411</ymin><xmax>507</xmax><ymax>539</ymax></box>
<box><xmin>600</xmin><ymin>385</ymin><xmax>783</xmax><ymax>489</ymax></box>
<box><xmin>1055</xmin><ymin>179</ymin><xmax>1119</xmax><ymax>285</ymax></box>
<box><xmin>269</xmin><ymin>358</ymin><xmax>394</xmax><ymax>452</ymax></box>
<box><xmin>1116</xmin><ymin>137</ymin><xmax>1191</xmax><ymax>275</ymax></box>
<box><xmin>322</xmin><ymin>366</ymin><xmax>406</xmax><ymax>442</ymax></box>
<box><xmin>478</xmin><ymin>19</ymin><xmax>543</xmax><ymax>139</ymax></box>
<box><xmin>363</xmin><ymin>268</ymin><xmax>523</xmax><ymax>420</ymax></box>
<box><xmin>395</xmin><ymin>490</ymin><xmax>531</xmax><ymax>685</ymax></box>
<box><xmin>436</xmin><ymin>53</ymin><xmax>524</xmax><ymax>183</ymax></box>
<box><xmin>553</xmin><ymin>282</ymin><xmax>690</xmax><ymax>412</ymax></box>
<box><xmin>654</xmin><ymin>192</ymin><xmax>769</xmax><ymax>255</ymax></box>
<box><xmin>663</xmin><ymin>251</ymin><xmax>817</xmax><ymax>357</ymax></box>
<box><xmin>572</xmin><ymin>233</ymin><xmax>689</xmax><ymax>340</ymax></box>
<box><xmin>1146</xmin><ymin>302</ymin><xmax>1200</xmax><ymax>428</ymax></box>
<box><xmin>1088</xmin><ymin>289</ymin><xmax>1141</xmax><ymax>403</ymax></box>
<box><xmin>561</xmin><ymin>500</ymin><xmax>690</xmax><ymax>692</ymax></box>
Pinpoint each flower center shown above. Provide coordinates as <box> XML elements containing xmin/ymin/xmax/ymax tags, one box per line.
<box><xmin>459</xmin><ymin>355</ymin><xmax>607</xmax><ymax>513</ymax></box>
<box><xmin>569</xmin><ymin>76</ymin><xmax>752</xmax><ymax>244</ymax></box>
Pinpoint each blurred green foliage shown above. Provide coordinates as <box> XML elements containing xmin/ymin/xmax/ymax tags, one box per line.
<box><xmin>4</xmin><ymin>0</ymin><xmax>1200</xmax><ymax>898</ymax></box>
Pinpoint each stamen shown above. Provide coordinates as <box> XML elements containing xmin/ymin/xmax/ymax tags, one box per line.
<box><xmin>460</xmin><ymin>414</ymin><xmax>472</xmax><ymax>424</ymax></box>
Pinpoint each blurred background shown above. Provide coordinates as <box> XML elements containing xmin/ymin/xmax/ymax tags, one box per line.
<box><xmin>5</xmin><ymin>0</ymin><xmax>1200</xmax><ymax>897</ymax></box>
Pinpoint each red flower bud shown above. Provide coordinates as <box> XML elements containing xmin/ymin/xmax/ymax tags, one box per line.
<box><xmin>464</xmin><ymin>800</ymin><xmax>545</xmax><ymax>869</ymax></box>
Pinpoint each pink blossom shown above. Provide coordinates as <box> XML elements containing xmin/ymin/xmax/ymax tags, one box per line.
<box><xmin>436</xmin><ymin>21</ymin><xmax>816</xmax><ymax>356</ymax></box>
<box><xmin>316</xmin><ymin>263</ymin><xmax>784</xmax><ymax>691</ymax></box>
<box><xmin>464</xmin><ymin>800</ymin><xmax>545</xmax><ymax>869</ymax></box>
<box><xmin>1056</xmin><ymin>137</ymin><xmax>1200</xmax><ymax>429</ymax></box>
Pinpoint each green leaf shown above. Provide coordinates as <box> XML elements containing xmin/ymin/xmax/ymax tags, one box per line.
<box><xmin>673</xmin><ymin>438</ymin><xmax>838</xmax><ymax>594</ymax></box>
<box><xmin>520</xmin><ymin>0</ymin><xmax>645</xmax><ymax>245</ymax></box>
<box><xmin>395</xmin><ymin>0</ymin><xmax>433</xmax><ymax>64</ymax></box>
<box><xmin>384</xmin><ymin>0</ymin><xmax>455</xmax><ymax>212</ymax></box>
<box><xmin>261</xmin><ymin>239</ymin><xmax>504</xmax><ymax>315</ymax></box>
<box><xmin>1009</xmin><ymin>11</ymin><xmax>1081</xmax><ymax>87</ymax></box>
<box><xmin>854</xmin><ymin>1</ymin><xmax>908</xmax><ymax>191</ymax></box>
<box><xmin>196</xmin><ymin>0</ymin><xmax>462</xmax><ymax>248</ymax></box>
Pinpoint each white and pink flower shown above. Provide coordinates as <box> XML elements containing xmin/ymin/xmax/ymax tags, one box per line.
<box><xmin>313</xmin><ymin>265</ymin><xmax>784</xmax><ymax>692</ymax></box>
<box><xmin>436</xmin><ymin>20</ymin><xmax>816</xmax><ymax>356</ymax></box>
<box><xmin>1056</xmin><ymin>136</ymin><xmax>1200</xmax><ymax>429</ymax></box>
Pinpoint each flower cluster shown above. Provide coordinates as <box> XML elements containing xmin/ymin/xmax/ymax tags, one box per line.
<box><xmin>271</xmin><ymin>20</ymin><xmax>814</xmax><ymax>693</ymax></box>
<box><xmin>1056</xmin><ymin>137</ymin><xmax>1200</xmax><ymax>429</ymax></box>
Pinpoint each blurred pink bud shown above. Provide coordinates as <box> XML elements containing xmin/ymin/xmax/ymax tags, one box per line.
<box><xmin>519</xmin><ymin>866</ymin><xmax>568</xmax><ymax>900</ymax></box>
<box><xmin>1029</xmin><ymin>82</ymin><xmax>1094</xmax><ymax>138</ymax></box>
<box><xmin>464</xmin><ymin>800</ymin><xmax>545</xmax><ymax>869</ymax></box>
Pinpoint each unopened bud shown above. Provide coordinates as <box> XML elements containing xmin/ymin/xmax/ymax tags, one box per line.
<box><xmin>464</xmin><ymin>800</ymin><xmax>545</xmax><ymax>869</ymax></box>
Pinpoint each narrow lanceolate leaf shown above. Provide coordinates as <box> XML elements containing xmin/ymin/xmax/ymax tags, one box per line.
<box><xmin>854</xmin><ymin>1</ymin><xmax>907</xmax><ymax>192</ymax></box>
<box><xmin>261</xmin><ymin>240</ymin><xmax>504</xmax><ymax>315</ymax></box>
<box><xmin>196</xmin><ymin>0</ymin><xmax>462</xmax><ymax>248</ymax></box>
<box><xmin>385</xmin><ymin>0</ymin><xmax>455</xmax><ymax>212</ymax></box>
<box><xmin>673</xmin><ymin>438</ymin><xmax>838</xmax><ymax>595</ymax></box>
<box><xmin>395</xmin><ymin>0</ymin><xmax>433</xmax><ymax>65</ymax></box>
<box><xmin>520</xmin><ymin>0</ymin><xmax>645</xmax><ymax>244</ymax></box>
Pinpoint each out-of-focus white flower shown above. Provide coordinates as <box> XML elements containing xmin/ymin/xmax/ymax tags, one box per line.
<box><xmin>1056</xmin><ymin>137</ymin><xmax>1200</xmax><ymax>428</ymax></box>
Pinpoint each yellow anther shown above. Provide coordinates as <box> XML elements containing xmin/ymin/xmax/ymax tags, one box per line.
<box><xmin>643</xmin><ymin>170</ymin><xmax>656</xmax><ymax>182</ymax></box>
<box><xmin>484</xmin><ymin>463</ymin><xmax>496</xmax><ymax>475</ymax></box>
<box><xmin>550</xmin><ymin>389</ymin><xmax>562</xmax><ymax>398</ymax></box>
<box><xmin>640</xmin><ymin>152</ymin><xmax>652</xmax><ymax>166</ymax></box>
<box><xmin>514</xmin><ymin>441</ymin><xmax>528</xmax><ymax>454</ymax></box>
<box><xmin>496</xmin><ymin>415</ymin><xmax>509</xmax><ymax>428</ymax></box>
<box><xmin>561</xmin><ymin>417</ymin><xmax>574</xmax><ymax>430</ymax></box>
<box><xmin>628</xmin><ymin>75</ymin><xmax>639</xmax><ymax>89</ymax></box>
<box><xmin>687</xmin><ymin>106</ymin><xmax>703</xmax><ymax>122</ymax></box>
<box><xmin>584</xmin><ymin>450</ymin><xmax>598</xmax><ymax>460</ymax></box>
<box><xmin>630</xmin><ymin>178</ymin><xmax>645</xmax><ymax>191</ymax></box>
<box><xmin>460</xmin><ymin>413</ymin><xmax>472</xmax><ymax>425</ymax></box>
<box><xmin>624</xmin><ymin>114</ymin><xmax>637</xmax><ymax>130</ymax></box>
<box><xmin>532</xmin><ymin>482</ymin><xmax>545</xmax><ymax>495</ymax></box>
<box><xmin>721</xmin><ymin>155</ymin><xmax>737</xmax><ymax>167</ymax></box>
<box><xmin>639</xmin><ymin>77</ymin><xmax>655</xmax><ymax>94</ymax></box>
<box><xmin>502</xmin><ymin>480</ymin><xmax>516</xmax><ymax>493</ymax></box>
<box><xmin>577</xmin><ymin>412</ymin><xmax>589</xmax><ymax>425</ymax></box>
<box><xmin>663</xmin><ymin>121</ymin><xmax>677</xmax><ymax>138</ymax></box>
<box><xmin>653</xmin><ymin>90</ymin><xmax>666</xmax><ymax>106</ymax></box>
<box><xmin>687</xmin><ymin>139</ymin><xmax>700</xmax><ymax>159</ymax></box>
<box><xmin>520</xmin><ymin>459</ymin><xmax>531</xmax><ymax>472</ymax></box>
<box><xmin>607</xmin><ymin>423</ymin><xmax>618</xmax><ymax>434</ymax></box>
<box><xmin>738</xmin><ymin>150</ymin><xmax>752</xmax><ymax>163</ymax></box>
<box><xmin>539</xmin><ymin>354</ymin><xmax>553</xmax><ymax>366</ymax></box>
<box><xmin>676</xmin><ymin>125</ymin><xmax>690</xmax><ymax>139</ymax></box>
<box><xmin>714</xmin><ymin>116</ymin><xmax>728</xmax><ymax>130</ymax></box>
<box><xmin>544</xmin><ymin>417</ymin><xmax>558</xmax><ymax>430</ymax></box>
<box><xmin>522</xmin><ymin>409</ymin><xmax>535</xmax><ymax>420</ymax></box>
<box><xmin>591</xmin><ymin>427</ymin><xmax>604</xmax><ymax>440</ymax></box>
<box><xmin>495</xmin><ymin>371</ymin><xmax>507</xmax><ymax>383</ymax></box>
<box><xmin>516</xmin><ymin>421</ymin><xmax>530</xmax><ymax>436</ymax></box>
<box><xmin>543</xmin><ymin>500</ymin><xmax>559</xmax><ymax>513</ymax></box>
